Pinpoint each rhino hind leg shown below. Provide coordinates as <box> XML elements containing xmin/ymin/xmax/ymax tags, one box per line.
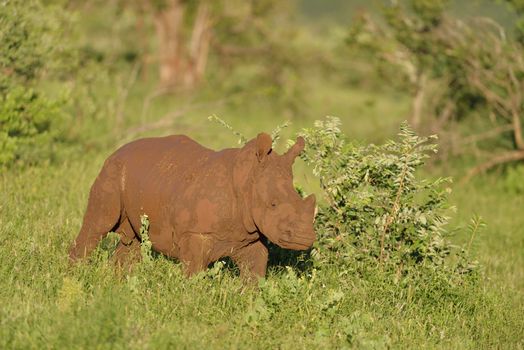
<box><xmin>113</xmin><ymin>238</ymin><xmax>141</xmax><ymax>268</ymax></box>
<box><xmin>69</xmin><ymin>160</ymin><xmax>122</xmax><ymax>262</ymax></box>
<box><xmin>112</xmin><ymin>217</ymin><xmax>141</xmax><ymax>267</ymax></box>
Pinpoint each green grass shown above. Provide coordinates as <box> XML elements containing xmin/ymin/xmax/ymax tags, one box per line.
<box><xmin>1</xmin><ymin>85</ymin><xmax>523</xmax><ymax>349</ymax></box>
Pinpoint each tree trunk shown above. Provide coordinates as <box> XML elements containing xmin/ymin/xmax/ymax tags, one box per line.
<box><xmin>410</xmin><ymin>73</ymin><xmax>427</xmax><ymax>130</ymax></box>
<box><xmin>153</xmin><ymin>0</ymin><xmax>212</xmax><ymax>89</ymax></box>
<box><xmin>154</xmin><ymin>0</ymin><xmax>184</xmax><ymax>88</ymax></box>
<box><xmin>188</xmin><ymin>3</ymin><xmax>211</xmax><ymax>86</ymax></box>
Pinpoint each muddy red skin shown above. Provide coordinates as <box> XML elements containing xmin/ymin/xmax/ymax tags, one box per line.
<box><xmin>68</xmin><ymin>133</ymin><xmax>316</xmax><ymax>278</ymax></box>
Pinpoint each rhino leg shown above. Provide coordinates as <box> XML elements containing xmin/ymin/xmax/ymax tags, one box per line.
<box><xmin>69</xmin><ymin>160</ymin><xmax>121</xmax><ymax>261</ymax></box>
<box><xmin>231</xmin><ymin>240</ymin><xmax>268</xmax><ymax>279</ymax></box>
<box><xmin>113</xmin><ymin>217</ymin><xmax>141</xmax><ymax>267</ymax></box>
<box><xmin>113</xmin><ymin>238</ymin><xmax>141</xmax><ymax>268</ymax></box>
<box><xmin>178</xmin><ymin>233</ymin><xmax>214</xmax><ymax>277</ymax></box>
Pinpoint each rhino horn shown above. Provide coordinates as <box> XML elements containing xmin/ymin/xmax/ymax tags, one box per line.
<box><xmin>285</xmin><ymin>136</ymin><xmax>305</xmax><ymax>163</ymax></box>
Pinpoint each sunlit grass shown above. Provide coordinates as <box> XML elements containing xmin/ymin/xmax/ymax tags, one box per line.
<box><xmin>1</xmin><ymin>105</ymin><xmax>523</xmax><ymax>348</ymax></box>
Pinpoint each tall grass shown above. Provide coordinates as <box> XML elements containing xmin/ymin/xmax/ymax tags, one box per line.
<box><xmin>1</xmin><ymin>120</ymin><xmax>522</xmax><ymax>349</ymax></box>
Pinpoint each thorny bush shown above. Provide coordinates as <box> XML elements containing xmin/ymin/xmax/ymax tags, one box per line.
<box><xmin>298</xmin><ymin>117</ymin><xmax>480</xmax><ymax>283</ymax></box>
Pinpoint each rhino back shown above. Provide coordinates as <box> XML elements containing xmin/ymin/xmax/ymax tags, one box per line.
<box><xmin>108</xmin><ymin>135</ymin><xmax>244</xmax><ymax>249</ymax></box>
<box><xmin>111</xmin><ymin>135</ymin><xmax>214</xmax><ymax>226</ymax></box>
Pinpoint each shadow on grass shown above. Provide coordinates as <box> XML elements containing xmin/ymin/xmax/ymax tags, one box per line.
<box><xmin>100</xmin><ymin>232</ymin><xmax>313</xmax><ymax>277</ymax></box>
<box><xmin>209</xmin><ymin>238</ymin><xmax>314</xmax><ymax>277</ymax></box>
<box><xmin>265</xmin><ymin>238</ymin><xmax>313</xmax><ymax>276</ymax></box>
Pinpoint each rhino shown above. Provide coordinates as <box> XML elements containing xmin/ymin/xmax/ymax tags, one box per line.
<box><xmin>68</xmin><ymin>133</ymin><xmax>316</xmax><ymax>278</ymax></box>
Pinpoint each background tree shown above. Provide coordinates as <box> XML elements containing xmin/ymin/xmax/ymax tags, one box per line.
<box><xmin>145</xmin><ymin>0</ymin><xmax>213</xmax><ymax>88</ymax></box>
<box><xmin>114</xmin><ymin>0</ymin><xmax>306</xmax><ymax>106</ymax></box>
<box><xmin>346</xmin><ymin>0</ymin><xmax>524</xmax><ymax>178</ymax></box>
<box><xmin>0</xmin><ymin>0</ymin><xmax>71</xmax><ymax>166</ymax></box>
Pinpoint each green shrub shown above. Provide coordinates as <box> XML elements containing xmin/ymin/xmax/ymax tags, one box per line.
<box><xmin>298</xmin><ymin>117</ymin><xmax>478</xmax><ymax>282</ymax></box>
<box><xmin>211</xmin><ymin>115</ymin><xmax>479</xmax><ymax>283</ymax></box>
<box><xmin>0</xmin><ymin>0</ymin><xmax>119</xmax><ymax>167</ymax></box>
<box><xmin>0</xmin><ymin>0</ymin><xmax>71</xmax><ymax>167</ymax></box>
<box><xmin>0</xmin><ymin>86</ymin><xmax>67</xmax><ymax>166</ymax></box>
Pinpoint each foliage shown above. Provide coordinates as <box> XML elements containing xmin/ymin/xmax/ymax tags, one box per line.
<box><xmin>1</xmin><ymin>1</ymin><xmax>523</xmax><ymax>348</ymax></box>
<box><xmin>139</xmin><ymin>214</ymin><xmax>153</xmax><ymax>263</ymax></box>
<box><xmin>299</xmin><ymin>117</ymin><xmax>478</xmax><ymax>281</ymax></box>
<box><xmin>208</xmin><ymin>115</ymin><xmax>247</xmax><ymax>145</ymax></box>
<box><xmin>112</xmin><ymin>0</ymin><xmax>311</xmax><ymax>115</ymax></box>
<box><xmin>208</xmin><ymin>115</ymin><xmax>290</xmax><ymax>148</ymax></box>
<box><xmin>210</xmin><ymin>114</ymin><xmax>479</xmax><ymax>283</ymax></box>
<box><xmin>0</xmin><ymin>87</ymin><xmax>66</xmax><ymax>166</ymax></box>
<box><xmin>502</xmin><ymin>164</ymin><xmax>524</xmax><ymax>194</ymax></box>
<box><xmin>0</xmin><ymin>0</ymin><xmax>69</xmax><ymax>166</ymax></box>
<box><xmin>503</xmin><ymin>0</ymin><xmax>524</xmax><ymax>44</ymax></box>
<box><xmin>1</xmin><ymin>151</ymin><xmax>523</xmax><ymax>348</ymax></box>
<box><xmin>0</xmin><ymin>0</ymin><xmax>71</xmax><ymax>89</ymax></box>
<box><xmin>347</xmin><ymin>0</ymin><xmax>524</xmax><ymax>177</ymax></box>
<box><xmin>347</xmin><ymin>0</ymin><xmax>470</xmax><ymax>129</ymax></box>
<box><xmin>0</xmin><ymin>0</ymin><xmax>119</xmax><ymax>167</ymax></box>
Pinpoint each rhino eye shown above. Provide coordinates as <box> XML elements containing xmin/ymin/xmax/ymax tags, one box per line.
<box><xmin>271</xmin><ymin>202</ymin><xmax>277</xmax><ymax>208</ymax></box>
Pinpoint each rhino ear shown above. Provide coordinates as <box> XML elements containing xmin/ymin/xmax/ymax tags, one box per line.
<box><xmin>256</xmin><ymin>132</ymin><xmax>272</xmax><ymax>162</ymax></box>
<box><xmin>285</xmin><ymin>136</ymin><xmax>305</xmax><ymax>162</ymax></box>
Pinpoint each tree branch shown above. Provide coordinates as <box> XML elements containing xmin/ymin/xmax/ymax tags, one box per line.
<box><xmin>458</xmin><ymin>124</ymin><xmax>515</xmax><ymax>146</ymax></box>
<box><xmin>461</xmin><ymin>150</ymin><xmax>524</xmax><ymax>183</ymax></box>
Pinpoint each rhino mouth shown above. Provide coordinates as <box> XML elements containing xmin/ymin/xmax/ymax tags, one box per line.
<box><xmin>279</xmin><ymin>240</ymin><xmax>312</xmax><ymax>250</ymax></box>
<box><xmin>277</xmin><ymin>231</ymin><xmax>315</xmax><ymax>250</ymax></box>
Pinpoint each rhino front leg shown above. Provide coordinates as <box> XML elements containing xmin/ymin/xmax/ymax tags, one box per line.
<box><xmin>232</xmin><ymin>240</ymin><xmax>268</xmax><ymax>280</ymax></box>
<box><xmin>178</xmin><ymin>233</ymin><xmax>214</xmax><ymax>277</ymax></box>
<box><xmin>113</xmin><ymin>238</ymin><xmax>141</xmax><ymax>268</ymax></box>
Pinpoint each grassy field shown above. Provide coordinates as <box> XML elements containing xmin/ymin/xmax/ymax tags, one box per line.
<box><xmin>1</xmin><ymin>83</ymin><xmax>523</xmax><ymax>349</ymax></box>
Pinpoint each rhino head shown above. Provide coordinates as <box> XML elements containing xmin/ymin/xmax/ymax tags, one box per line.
<box><xmin>234</xmin><ymin>133</ymin><xmax>316</xmax><ymax>250</ymax></box>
